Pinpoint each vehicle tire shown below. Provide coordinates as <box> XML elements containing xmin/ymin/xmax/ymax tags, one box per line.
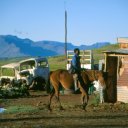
<box><xmin>29</xmin><ymin>77</ymin><xmax>46</xmax><ymax>90</ymax></box>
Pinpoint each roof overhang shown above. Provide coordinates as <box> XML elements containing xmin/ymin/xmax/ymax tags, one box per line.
<box><xmin>103</xmin><ymin>49</ymin><xmax>128</xmax><ymax>57</ymax></box>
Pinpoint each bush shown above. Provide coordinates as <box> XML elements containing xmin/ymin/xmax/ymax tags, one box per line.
<box><xmin>0</xmin><ymin>84</ymin><xmax>29</xmax><ymax>98</ymax></box>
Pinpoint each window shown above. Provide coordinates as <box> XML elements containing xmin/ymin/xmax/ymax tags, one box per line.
<box><xmin>2</xmin><ymin>68</ymin><xmax>15</xmax><ymax>76</ymax></box>
<box><xmin>20</xmin><ymin>60</ymin><xmax>35</xmax><ymax>70</ymax></box>
<box><xmin>38</xmin><ymin>61</ymin><xmax>48</xmax><ymax>68</ymax></box>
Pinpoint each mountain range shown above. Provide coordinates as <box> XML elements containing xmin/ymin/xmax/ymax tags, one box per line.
<box><xmin>0</xmin><ymin>35</ymin><xmax>110</xmax><ymax>58</ymax></box>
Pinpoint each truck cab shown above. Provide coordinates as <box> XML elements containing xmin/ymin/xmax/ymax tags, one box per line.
<box><xmin>18</xmin><ymin>57</ymin><xmax>50</xmax><ymax>85</ymax></box>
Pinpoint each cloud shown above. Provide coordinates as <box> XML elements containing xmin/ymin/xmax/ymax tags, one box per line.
<box><xmin>14</xmin><ymin>30</ymin><xmax>28</xmax><ymax>35</ymax></box>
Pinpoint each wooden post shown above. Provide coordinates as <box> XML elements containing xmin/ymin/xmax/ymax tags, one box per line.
<box><xmin>64</xmin><ymin>10</ymin><xmax>68</xmax><ymax>70</ymax></box>
<box><xmin>65</xmin><ymin>10</ymin><xmax>67</xmax><ymax>59</ymax></box>
<box><xmin>117</xmin><ymin>56</ymin><xmax>120</xmax><ymax>80</ymax></box>
<box><xmin>104</xmin><ymin>53</ymin><xmax>107</xmax><ymax>72</ymax></box>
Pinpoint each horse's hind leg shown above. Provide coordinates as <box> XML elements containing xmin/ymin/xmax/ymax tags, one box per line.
<box><xmin>48</xmin><ymin>88</ymin><xmax>55</xmax><ymax>111</ymax></box>
<box><xmin>55</xmin><ymin>89</ymin><xmax>64</xmax><ymax>110</ymax></box>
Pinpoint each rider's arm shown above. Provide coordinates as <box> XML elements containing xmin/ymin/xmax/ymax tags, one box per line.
<box><xmin>72</xmin><ymin>55</ymin><xmax>77</xmax><ymax>68</ymax></box>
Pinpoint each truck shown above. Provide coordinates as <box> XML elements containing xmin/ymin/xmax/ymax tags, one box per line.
<box><xmin>0</xmin><ymin>57</ymin><xmax>50</xmax><ymax>90</ymax></box>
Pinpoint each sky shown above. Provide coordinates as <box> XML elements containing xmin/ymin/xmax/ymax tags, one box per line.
<box><xmin>0</xmin><ymin>0</ymin><xmax>128</xmax><ymax>45</ymax></box>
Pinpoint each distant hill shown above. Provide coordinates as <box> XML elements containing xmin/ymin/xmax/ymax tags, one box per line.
<box><xmin>0</xmin><ymin>35</ymin><xmax>57</xmax><ymax>58</ymax></box>
<box><xmin>35</xmin><ymin>41</ymin><xmax>110</xmax><ymax>54</ymax></box>
<box><xmin>0</xmin><ymin>35</ymin><xmax>110</xmax><ymax>58</ymax></box>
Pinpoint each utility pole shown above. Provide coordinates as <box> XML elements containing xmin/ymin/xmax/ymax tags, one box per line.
<box><xmin>65</xmin><ymin>10</ymin><xmax>67</xmax><ymax>59</ymax></box>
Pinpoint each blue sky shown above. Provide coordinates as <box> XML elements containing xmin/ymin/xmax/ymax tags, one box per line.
<box><xmin>0</xmin><ymin>0</ymin><xmax>128</xmax><ymax>45</ymax></box>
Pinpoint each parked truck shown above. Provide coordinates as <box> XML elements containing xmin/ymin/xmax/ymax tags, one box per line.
<box><xmin>0</xmin><ymin>57</ymin><xmax>50</xmax><ymax>90</ymax></box>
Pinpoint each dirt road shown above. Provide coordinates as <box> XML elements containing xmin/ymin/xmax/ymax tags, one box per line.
<box><xmin>0</xmin><ymin>91</ymin><xmax>128</xmax><ymax>128</ymax></box>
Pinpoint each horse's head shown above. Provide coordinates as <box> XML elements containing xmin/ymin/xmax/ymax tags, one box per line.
<box><xmin>82</xmin><ymin>70</ymin><xmax>106</xmax><ymax>90</ymax></box>
<box><xmin>94</xmin><ymin>70</ymin><xmax>107</xmax><ymax>90</ymax></box>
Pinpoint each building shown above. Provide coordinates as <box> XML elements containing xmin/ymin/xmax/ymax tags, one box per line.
<box><xmin>103</xmin><ymin>37</ymin><xmax>128</xmax><ymax>103</ymax></box>
<box><xmin>117</xmin><ymin>37</ymin><xmax>128</xmax><ymax>49</ymax></box>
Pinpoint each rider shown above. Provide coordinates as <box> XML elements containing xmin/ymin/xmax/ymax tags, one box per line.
<box><xmin>71</xmin><ymin>48</ymin><xmax>84</xmax><ymax>91</ymax></box>
<box><xmin>71</xmin><ymin>48</ymin><xmax>81</xmax><ymax>73</ymax></box>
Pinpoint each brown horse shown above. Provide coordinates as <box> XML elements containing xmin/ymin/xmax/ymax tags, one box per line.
<box><xmin>47</xmin><ymin>69</ymin><xmax>106</xmax><ymax>110</ymax></box>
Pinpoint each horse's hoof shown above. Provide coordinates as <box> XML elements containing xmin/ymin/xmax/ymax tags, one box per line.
<box><xmin>82</xmin><ymin>106</ymin><xmax>85</xmax><ymax>110</ymax></box>
<box><xmin>48</xmin><ymin>108</ymin><xmax>52</xmax><ymax>112</ymax></box>
<box><xmin>36</xmin><ymin>101</ymin><xmax>42</xmax><ymax>107</ymax></box>
<box><xmin>82</xmin><ymin>108</ymin><xmax>87</xmax><ymax>111</ymax></box>
<box><xmin>60</xmin><ymin>106</ymin><xmax>64</xmax><ymax>110</ymax></box>
<box><xmin>47</xmin><ymin>104</ymin><xmax>52</xmax><ymax>111</ymax></box>
<box><xmin>82</xmin><ymin>104</ymin><xmax>87</xmax><ymax>110</ymax></box>
<box><xmin>48</xmin><ymin>106</ymin><xmax>52</xmax><ymax>112</ymax></box>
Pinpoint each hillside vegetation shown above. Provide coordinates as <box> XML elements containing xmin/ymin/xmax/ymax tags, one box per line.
<box><xmin>93</xmin><ymin>43</ymin><xmax>119</xmax><ymax>63</ymax></box>
<box><xmin>0</xmin><ymin>43</ymin><xmax>119</xmax><ymax>71</ymax></box>
<box><xmin>48</xmin><ymin>43</ymin><xmax>119</xmax><ymax>70</ymax></box>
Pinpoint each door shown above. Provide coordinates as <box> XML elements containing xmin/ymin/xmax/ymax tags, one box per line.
<box><xmin>105</xmin><ymin>56</ymin><xmax>117</xmax><ymax>102</ymax></box>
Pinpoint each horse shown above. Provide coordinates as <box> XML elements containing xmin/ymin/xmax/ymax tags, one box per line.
<box><xmin>46</xmin><ymin>69</ymin><xmax>106</xmax><ymax>110</ymax></box>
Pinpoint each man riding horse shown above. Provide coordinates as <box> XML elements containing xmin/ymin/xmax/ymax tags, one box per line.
<box><xmin>70</xmin><ymin>48</ymin><xmax>84</xmax><ymax>91</ymax></box>
<box><xmin>47</xmin><ymin>48</ymin><xmax>106</xmax><ymax>110</ymax></box>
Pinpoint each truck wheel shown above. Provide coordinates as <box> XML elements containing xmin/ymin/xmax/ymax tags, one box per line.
<box><xmin>29</xmin><ymin>77</ymin><xmax>45</xmax><ymax>90</ymax></box>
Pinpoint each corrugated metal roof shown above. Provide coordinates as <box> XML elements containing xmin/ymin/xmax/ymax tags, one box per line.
<box><xmin>103</xmin><ymin>49</ymin><xmax>128</xmax><ymax>54</ymax></box>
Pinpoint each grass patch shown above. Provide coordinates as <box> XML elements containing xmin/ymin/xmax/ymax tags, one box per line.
<box><xmin>88</xmin><ymin>93</ymin><xmax>100</xmax><ymax>106</ymax></box>
<box><xmin>48</xmin><ymin>55</ymin><xmax>66</xmax><ymax>71</ymax></box>
<box><xmin>4</xmin><ymin>105</ymin><xmax>39</xmax><ymax>114</ymax></box>
<box><xmin>0</xmin><ymin>44</ymin><xmax>119</xmax><ymax>71</ymax></box>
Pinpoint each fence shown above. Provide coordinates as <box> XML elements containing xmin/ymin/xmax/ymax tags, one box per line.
<box><xmin>67</xmin><ymin>50</ymin><xmax>94</xmax><ymax>70</ymax></box>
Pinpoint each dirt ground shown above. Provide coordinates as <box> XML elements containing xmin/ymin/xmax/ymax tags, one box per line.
<box><xmin>0</xmin><ymin>91</ymin><xmax>128</xmax><ymax>128</ymax></box>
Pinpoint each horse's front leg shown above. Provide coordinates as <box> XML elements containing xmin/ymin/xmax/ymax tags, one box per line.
<box><xmin>99</xmin><ymin>86</ymin><xmax>104</xmax><ymax>103</ymax></box>
<box><xmin>81</xmin><ymin>92</ymin><xmax>88</xmax><ymax>110</ymax></box>
<box><xmin>79</xmin><ymin>85</ymin><xmax>88</xmax><ymax>110</ymax></box>
<box><xmin>98</xmin><ymin>80</ymin><xmax>105</xmax><ymax>103</ymax></box>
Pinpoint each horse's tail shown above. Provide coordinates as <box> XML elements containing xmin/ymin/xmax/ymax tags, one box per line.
<box><xmin>46</xmin><ymin>71</ymin><xmax>53</xmax><ymax>93</ymax></box>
